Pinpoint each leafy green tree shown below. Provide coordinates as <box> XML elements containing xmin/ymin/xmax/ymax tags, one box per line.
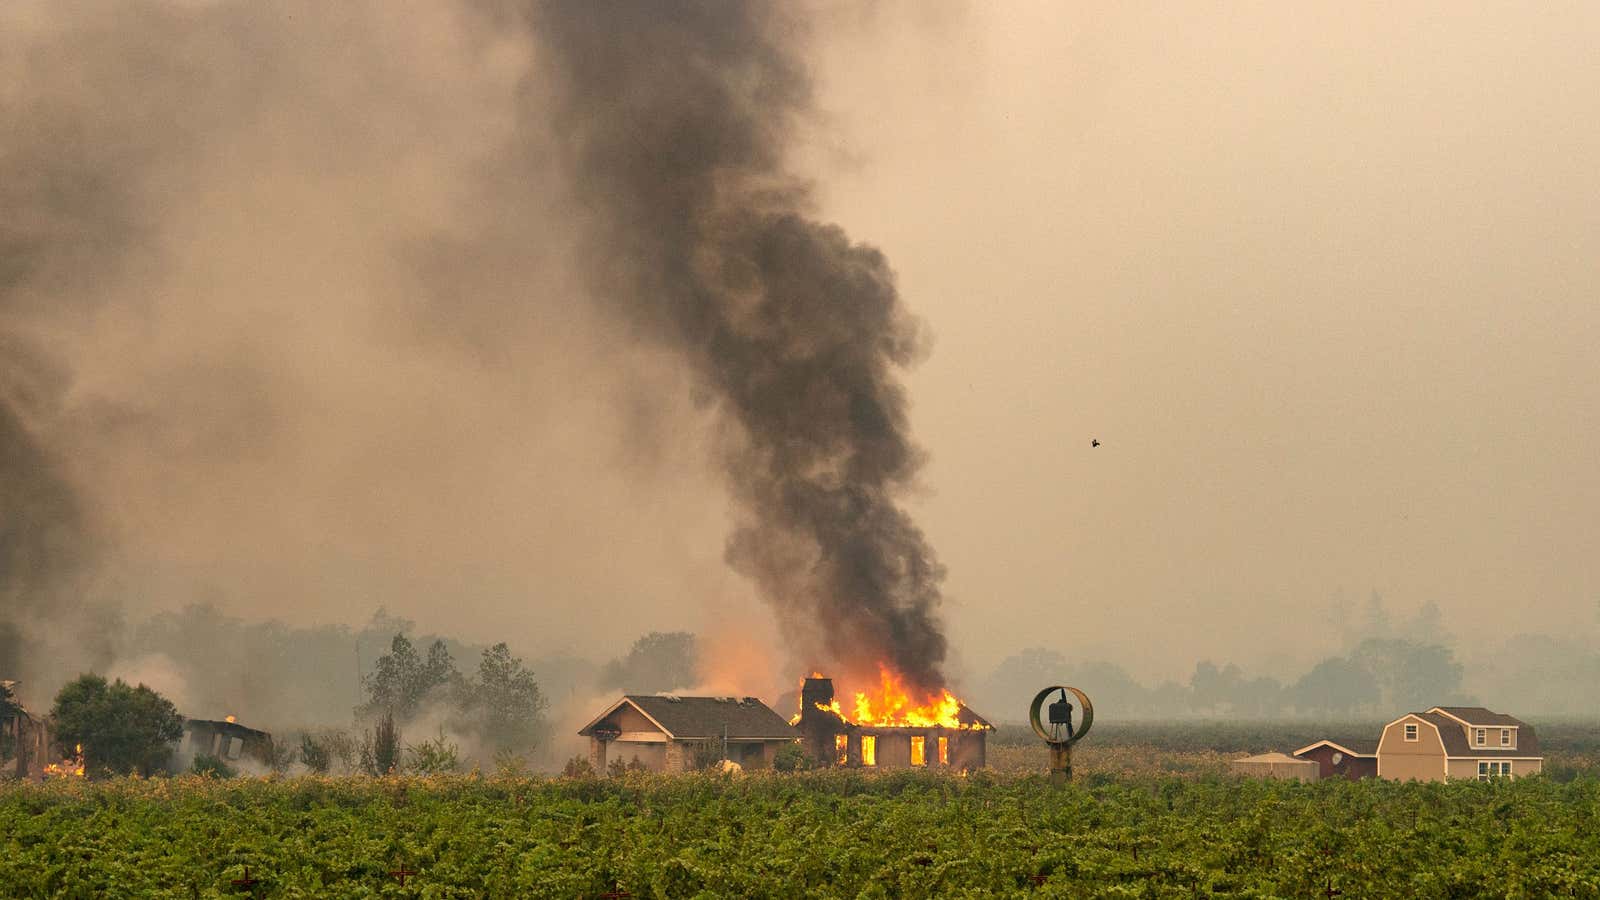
<box><xmin>358</xmin><ymin>633</ymin><xmax>461</xmax><ymax>722</ymax></box>
<box><xmin>1350</xmin><ymin>638</ymin><xmax>1464</xmax><ymax>710</ymax></box>
<box><xmin>468</xmin><ymin>643</ymin><xmax>548</xmax><ymax>754</ymax></box>
<box><xmin>358</xmin><ymin>711</ymin><xmax>402</xmax><ymax>776</ymax></box>
<box><xmin>1290</xmin><ymin>657</ymin><xmax>1380</xmax><ymax>715</ymax></box>
<box><xmin>299</xmin><ymin>733</ymin><xmax>332</xmax><ymax>774</ymax></box>
<box><xmin>50</xmin><ymin>674</ymin><xmax>184</xmax><ymax>776</ymax></box>
<box><xmin>599</xmin><ymin>631</ymin><xmax>698</xmax><ymax>693</ymax></box>
<box><xmin>1189</xmin><ymin>661</ymin><xmax>1244</xmax><ymax>714</ymax></box>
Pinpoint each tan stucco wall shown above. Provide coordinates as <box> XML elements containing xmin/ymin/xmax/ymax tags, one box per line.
<box><xmin>610</xmin><ymin>742</ymin><xmax>667</xmax><ymax>771</ymax></box>
<box><xmin>1378</xmin><ymin>716</ymin><xmax>1447</xmax><ymax>782</ymax></box>
<box><xmin>607</xmin><ymin>705</ymin><xmax>658</xmax><ymax>733</ymax></box>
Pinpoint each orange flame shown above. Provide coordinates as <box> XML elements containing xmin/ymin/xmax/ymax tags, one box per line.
<box><xmin>44</xmin><ymin>743</ymin><xmax>85</xmax><ymax>778</ymax></box>
<box><xmin>225</xmin><ymin>715</ymin><xmax>236</xmax><ymax>724</ymax></box>
<box><xmin>800</xmin><ymin>664</ymin><xmax>987</xmax><ymax>730</ymax></box>
<box><xmin>851</xmin><ymin>664</ymin><xmax>971</xmax><ymax>729</ymax></box>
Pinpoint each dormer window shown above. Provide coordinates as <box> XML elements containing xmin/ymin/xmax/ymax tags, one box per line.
<box><xmin>1475</xmin><ymin>728</ymin><xmax>1486</xmax><ymax>746</ymax></box>
<box><xmin>1404</xmin><ymin>723</ymin><xmax>1418</xmax><ymax>741</ymax></box>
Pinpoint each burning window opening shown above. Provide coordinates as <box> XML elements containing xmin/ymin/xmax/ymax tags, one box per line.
<box><xmin>794</xmin><ymin>672</ymin><xmax>991</xmax><ymax>770</ymax></box>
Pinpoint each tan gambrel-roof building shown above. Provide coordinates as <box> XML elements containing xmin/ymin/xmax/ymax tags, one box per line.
<box><xmin>1377</xmin><ymin>706</ymin><xmax>1542</xmax><ymax>782</ymax></box>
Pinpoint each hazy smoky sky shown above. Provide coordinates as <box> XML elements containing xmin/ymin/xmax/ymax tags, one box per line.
<box><xmin>3</xmin><ymin>2</ymin><xmax>1598</xmax><ymax>705</ymax></box>
<box><xmin>806</xmin><ymin>2</ymin><xmax>1600</xmax><ymax>682</ymax></box>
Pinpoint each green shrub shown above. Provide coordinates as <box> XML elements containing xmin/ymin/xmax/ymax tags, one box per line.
<box><xmin>773</xmin><ymin>741</ymin><xmax>809</xmax><ymax>772</ymax></box>
<box><xmin>190</xmin><ymin>753</ymin><xmax>236</xmax><ymax>778</ymax></box>
<box><xmin>403</xmin><ymin>729</ymin><xmax>460</xmax><ymax>775</ymax></box>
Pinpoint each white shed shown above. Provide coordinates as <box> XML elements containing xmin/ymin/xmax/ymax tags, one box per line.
<box><xmin>1230</xmin><ymin>751</ymin><xmax>1319</xmax><ymax>782</ymax></box>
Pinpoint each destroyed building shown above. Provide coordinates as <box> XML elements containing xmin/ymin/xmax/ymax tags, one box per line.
<box><xmin>795</xmin><ymin>676</ymin><xmax>990</xmax><ymax>770</ymax></box>
<box><xmin>183</xmin><ymin>718</ymin><xmax>275</xmax><ymax>768</ymax></box>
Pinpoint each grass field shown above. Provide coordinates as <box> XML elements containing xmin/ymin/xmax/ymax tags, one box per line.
<box><xmin>5</xmin><ymin>768</ymin><xmax>1600</xmax><ymax>898</ymax></box>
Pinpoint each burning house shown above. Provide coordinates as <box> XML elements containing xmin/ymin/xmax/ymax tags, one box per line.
<box><xmin>2</xmin><ymin>681</ymin><xmax>56</xmax><ymax>780</ymax></box>
<box><xmin>183</xmin><ymin>717</ymin><xmax>275</xmax><ymax>768</ymax></box>
<box><xmin>795</xmin><ymin>674</ymin><xmax>991</xmax><ymax>771</ymax></box>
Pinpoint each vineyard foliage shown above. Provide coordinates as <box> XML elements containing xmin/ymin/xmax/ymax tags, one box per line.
<box><xmin>4</xmin><ymin>771</ymin><xmax>1600</xmax><ymax>898</ymax></box>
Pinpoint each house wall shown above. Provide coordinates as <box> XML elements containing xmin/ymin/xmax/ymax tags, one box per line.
<box><xmin>1445</xmin><ymin>757</ymin><xmax>1542</xmax><ymax>781</ymax></box>
<box><xmin>730</xmin><ymin>741</ymin><xmax>784</xmax><ymax>770</ymax></box>
<box><xmin>1295</xmin><ymin>746</ymin><xmax>1377</xmax><ymax>781</ymax></box>
<box><xmin>1230</xmin><ymin>759</ymin><xmax>1319</xmax><ymax>782</ymax></box>
<box><xmin>607</xmin><ymin>706</ymin><xmax>658</xmax><ymax>733</ymax></box>
<box><xmin>1378</xmin><ymin>716</ymin><xmax>1446</xmax><ymax>782</ymax></box>
<box><xmin>608</xmin><ymin>742</ymin><xmax>667</xmax><ymax>772</ymax></box>
<box><xmin>6</xmin><ymin>714</ymin><xmax>54</xmax><ymax>780</ymax></box>
<box><xmin>848</xmin><ymin>728</ymin><xmax>988</xmax><ymax>770</ymax></box>
<box><xmin>951</xmin><ymin>731</ymin><xmax>986</xmax><ymax>770</ymax></box>
<box><xmin>876</xmin><ymin>732</ymin><xmax>913</xmax><ymax>768</ymax></box>
<box><xmin>664</xmin><ymin>741</ymin><xmax>687</xmax><ymax>774</ymax></box>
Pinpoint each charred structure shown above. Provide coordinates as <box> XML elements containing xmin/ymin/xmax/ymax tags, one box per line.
<box><xmin>2</xmin><ymin>681</ymin><xmax>55</xmax><ymax>780</ymax></box>
<box><xmin>184</xmin><ymin>719</ymin><xmax>274</xmax><ymax>768</ymax></box>
<box><xmin>796</xmin><ymin>676</ymin><xmax>989</xmax><ymax>770</ymax></box>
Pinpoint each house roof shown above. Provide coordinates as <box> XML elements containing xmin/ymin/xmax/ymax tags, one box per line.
<box><xmin>1413</xmin><ymin>711</ymin><xmax>1539</xmax><ymax>759</ymax></box>
<box><xmin>186</xmin><ymin>719</ymin><xmax>272</xmax><ymax>740</ymax></box>
<box><xmin>1428</xmin><ymin>706</ymin><xmax>1526</xmax><ymax>728</ymax></box>
<box><xmin>578</xmin><ymin>695</ymin><xmax>799</xmax><ymax>741</ymax></box>
<box><xmin>1234</xmin><ymin>752</ymin><xmax>1315</xmax><ymax>765</ymax></box>
<box><xmin>1294</xmin><ymin>738</ymin><xmax>1377</xmax><ymax>758</ymax></box>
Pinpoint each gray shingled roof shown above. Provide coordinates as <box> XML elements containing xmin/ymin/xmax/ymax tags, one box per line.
<box><xmin>1415</xmin><ymin>711</ymin><xmax>1539</xmax><ymax>758</ymax></box>
<box><xmin>581</xmin><ymin>696</ymin><xmax>799</xmax><ymax>740</ymax></box>
<box><xmin>1430</xmin><ymin>706</ymin><xmax>1526</xmax><ymax>727</ymax></box>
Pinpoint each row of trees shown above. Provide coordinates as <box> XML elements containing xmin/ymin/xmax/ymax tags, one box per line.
<box><xmin>976</xmin><ymin>638</ymin><xmax>1468</xmax><ymax>721</ymax></box>
<box><xmin>355</xmin><ymin>634</ymin><xmax>549</xmax><ymax>763</ymax></box>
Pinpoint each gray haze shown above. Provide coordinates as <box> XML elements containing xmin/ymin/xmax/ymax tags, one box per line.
<box><xmin>2</xmin><ymin>2</ymin><xmax>1598</xmax><ymax>717</ymax></box>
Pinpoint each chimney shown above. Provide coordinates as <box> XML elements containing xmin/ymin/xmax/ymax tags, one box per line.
<box><xmin>801</xmin><ymin>676</ymin><xmax>835</xmax><ymax>711</ymax></box>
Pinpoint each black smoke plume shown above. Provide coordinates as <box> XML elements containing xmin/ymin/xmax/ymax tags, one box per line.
<box><xmin>530</xmin><ymin>2</ymin><xmax>949</xmax><ymax>690</ymax></box>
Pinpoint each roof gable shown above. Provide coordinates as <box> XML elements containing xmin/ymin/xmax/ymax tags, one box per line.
<box><xmin>1294</xmin><ymin>739</ymin><xmax>1377</xmax><ymax>758</ymax></box>
<box><xmin>579</xmin><ymin>695</ymin><xmax>799</xmax><ymax>740</ymax></box>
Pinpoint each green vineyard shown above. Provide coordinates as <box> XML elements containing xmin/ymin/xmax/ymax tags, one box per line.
<box><xmin>4</xmin><ymin>771</ymin><xmax>1599</xmax><ymax>898</ymax></box>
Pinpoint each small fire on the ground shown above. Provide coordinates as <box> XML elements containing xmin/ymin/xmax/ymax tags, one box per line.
<box><xmin>791</xmin><ymin>664</ymin><xmax>986</xmax><ymax>730</ymax></box>
<box><xmin>43</xmin><ymin>743</ymin><xmax>85</xmax><ymax>778</ymax></box>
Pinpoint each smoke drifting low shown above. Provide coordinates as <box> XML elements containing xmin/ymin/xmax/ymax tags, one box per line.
<box><xmin>1</xmin><ymin>1</ymin><xmax>948</xmax><ymax>702</ymax></box>
<box><xmin>532</xmin><ymin>1</ymin><xmax>949</xmax><ymax>691</ymax></box>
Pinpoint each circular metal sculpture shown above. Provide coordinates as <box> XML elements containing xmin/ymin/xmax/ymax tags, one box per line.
<box><xmin>1029</xmin><ymin>686</ymin><xmax>1094</xmax><ymax>785</ymax></box>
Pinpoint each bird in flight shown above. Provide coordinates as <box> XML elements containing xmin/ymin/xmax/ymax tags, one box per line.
<box><xmin>1091</xmin><ymin>439</ymin><xmax>1100</xmax><ymax>448</ymax></box>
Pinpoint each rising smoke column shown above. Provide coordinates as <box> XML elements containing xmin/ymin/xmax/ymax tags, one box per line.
<box><xmin>530</xmin><ymin>2</ymin><xmax>949</xmax><ymax>690</ymax></box>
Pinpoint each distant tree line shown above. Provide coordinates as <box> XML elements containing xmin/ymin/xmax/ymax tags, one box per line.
<box><xmin>974</xmin><ymin>637</ymin><xmax>1470</xmax><ymax>723</ymax></box>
